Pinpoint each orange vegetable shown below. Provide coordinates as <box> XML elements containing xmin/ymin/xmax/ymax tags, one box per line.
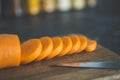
<box><xmin>21</xmin><ymin>39</ymin><xmax>42</xmax><ymax>64</ymax></box>
<box><xmin>46</xmin><ymin>37</ymin><xmax>63</xmax><ymax>59</ymax></box>
<box><xmin>85</xmin><ymin>40</ymin><xmax>97</xmax><ymax>52</ymax></box>
<box><xmin>77</xmin><ymin>35</ymin><xmax>87</xmax><ymax>53</ymax></box>
<box><xmin>0</xmin><ymin>34</ymin><xmax>21</xmax><ymax>69</ymax></box>
<box><xmin>68</xmin><ymin>35</ymin><xmax>80</xmax><ymax>54</ymax></box>
<box><xmin>35</xmin><ymin>37</ymin><xmax>53</xmax><ymax>61</ymax></box>
<box><xmin>57</xmin><ymin>36</ymin><xmax>72</xmax><ymax>57</ymax></box>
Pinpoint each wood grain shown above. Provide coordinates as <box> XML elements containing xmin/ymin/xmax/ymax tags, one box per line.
<box><xmin>0</xmin><ymin>45</ymin><xmax>120</xmax><ymax>80</ymax></box>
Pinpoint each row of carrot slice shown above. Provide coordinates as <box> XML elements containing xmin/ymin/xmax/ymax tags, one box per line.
<box><xmin>0</xmin><ymin>34</ymin><xmax>97</xmax><ymax>69</ymax></box>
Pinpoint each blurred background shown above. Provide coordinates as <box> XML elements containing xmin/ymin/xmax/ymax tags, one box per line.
<box><xmin>0</xmin><ymin>0</ymin><xmax>120</xmax><ymax>54</ymax></box>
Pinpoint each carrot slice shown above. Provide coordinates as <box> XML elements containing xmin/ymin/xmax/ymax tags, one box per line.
<box><xmin>77</xmin><ymin>35</ymin><xmax>87</xmax><ymax>53</ymax></box>
<box><xmin>57</xmin><ymin>36</ymin><xmax>72</xmax><ymax>57</ymax></box>
<box><xmin>21</xmin><ymin>39</ymin><xmax>42</xmax><ymax>64</ymax></box>
<box><xmin>85</xmin><ymin>40</ymin><xmax>97</xmax><ymax>52</ymax></box>
<box><xmin>0</xmin><ymin>34</ymin><xmax>21</xmax><ymax>69</ymax></box>
<box><xmin>68</xmin><ymin>35</ymin><xmax>80</xmax><ymax>54</ymax></box>
<box><xmin>46</xmin><ymin>37</ymin><xmax>63</xmax><ymax>59</ymax></box>
<box><xmin>35</xmin><ymin>37</ymin><xmax>53</xmax><ymax>61</ymax></box>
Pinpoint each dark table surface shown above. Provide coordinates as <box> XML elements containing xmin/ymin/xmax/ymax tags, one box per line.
<box><xmin>0</xmin><ymin>10</ymin><xmax>120</xmax><ymax>55</ymax></box>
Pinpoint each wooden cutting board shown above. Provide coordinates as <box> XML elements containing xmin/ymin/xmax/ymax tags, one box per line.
<box><xmin>0</xmin><ymin>45</ymin><xmax>120</xmax><ymax>80</ymax></box>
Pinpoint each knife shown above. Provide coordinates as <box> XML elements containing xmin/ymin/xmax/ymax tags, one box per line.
<box><xmin>54</xmin><ymin>61</ymin><xmax>120</xmax><ymax>69</ymax></box>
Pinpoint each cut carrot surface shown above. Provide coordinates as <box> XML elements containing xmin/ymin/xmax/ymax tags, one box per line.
<box><xmin>0</xmin><ymin>34</ymin><xmax>21</xmax><ymax>69</ymax></box>
<box><xmin>35</xmin><ymin>37</ymin><xmax>53</xmax><ymax>61</ymax></box>
<box><xmin>46</xmin><ymin>37</ymin><xmax>63</xmax><ymax>59</ymax></box>
<box><xmin>57</xmin><ymin>36</ymin><xmax>72</xmax><ymax>57</ymax></box>
<box><xmin>0</xmin><ymin>33</ymin><xmax>97</xmax><ymax>69</ymax></box>
<box><xmin>85</xmin><ymin>40</ymin><xmax>97</xmax><ymax>52</ymax></box>
<box><xmin>21</xmin><ymin>39</ymin><xmax>42</xmax><ymax>64</ymax></box>
<box><xmin>77</xmin><ymin>35</ymin><xmax>87</xmax><ymax>53</ymax></box>
<box><xmin>68</xmin><ymin>35</ymin><xmax>80</xmax><ymax>54</ymax></box>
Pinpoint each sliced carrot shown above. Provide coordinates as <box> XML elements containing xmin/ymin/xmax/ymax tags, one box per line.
<box><xmin>46</xmin><ymin>37</ymin><xmax>63</xmax><ymax>59</ymax></box>
<box><xmin>21</xmin><ymin>39</ymin><xmax>42</xmax><ymax>64</ymax></box>
<box><xmin>77</xmin><ymin>35</ymin><xmax>87</xmax><ymax>53</ymax></box>
<box><xmin>68</xmin><ymin>35</ymin><xmax>80</xmax><ymax>54</ymax></box>
<box><xmin>85</xmin><ymin>40</ymin><xmax>97</xmax><ymax>52</ymax></box>
<box><xmin>57</xmin><ymin>36</ymin><xmax>72</xmax><ymax>57</ymax></box>
<box><xmin>0</xmin><ymin>34</ymin><xmax>21</xmax><ymax>69</ymax></box>
<box><xmin>35</xmin><ymin>37</ymin><xmax>53</xmax><ymax>61</ymax></box>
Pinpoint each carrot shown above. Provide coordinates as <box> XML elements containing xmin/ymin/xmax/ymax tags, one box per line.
<box><xmin>46</xmin><ymin>37</ymin><xmax>63</xmax><ymax>59</ymax></box>
<box><xmin>57</xmin><ymin>36</ymin><xmax>72</xmax><ymax>57</ymax></box>
<box><xmin>0</xmin><ymin>34</ymin><xmax>21</xmax><ymax>69</ymax></box>
<box><xmin>85</xmin><ymin>40</ymin><xmax>97</xmax><ymax>52</ymax></box>
<box><xmin>77</xmin><ymin>35</ymin><xmax>87</xmax><ymax>53</ymax></box>
<box><xmin>21</xmin><ymin>39</ymin><xmax>42</xmax><ymax>64</ymax></box>
<box><xmin>68</xmin><ymin>35</ymin><xmax>80</xmax><ymax>54</ymax></box>
<box><xmin>35</xmin><ymin>37</ymin><xmax>53</xmax><ymax>61</ymax></box>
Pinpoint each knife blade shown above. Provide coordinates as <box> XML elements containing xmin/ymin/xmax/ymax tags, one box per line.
<box><xmin>54</xmin><ymin>61</ymin><xmax>120</xmax><ymax>69</ymax></box>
